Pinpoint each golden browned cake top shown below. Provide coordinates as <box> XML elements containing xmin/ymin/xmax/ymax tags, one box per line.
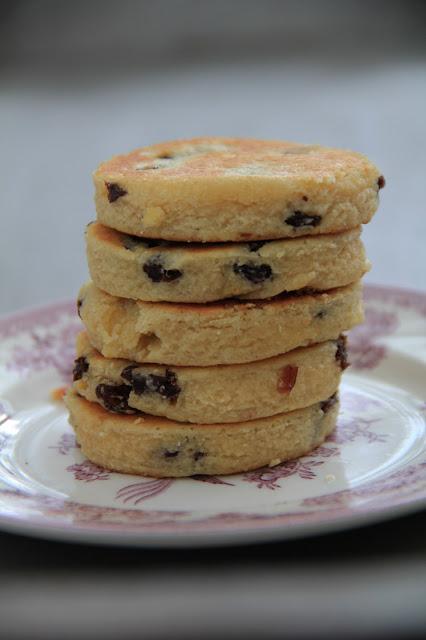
<box><xmin>93</xmin><ymin>137</ymin><xmax>383</xmax><ymax>242</ymax></box>
<box><xmin>94</xmin><ymin>136</ymin><xmax>378</xmax><ymax>183</ymax></box>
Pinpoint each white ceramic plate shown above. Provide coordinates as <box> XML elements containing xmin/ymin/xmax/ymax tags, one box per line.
<box><xmin>0</xmin><ymin>285</ymin><xmax>425</xmax><ymax>547</ymax></box>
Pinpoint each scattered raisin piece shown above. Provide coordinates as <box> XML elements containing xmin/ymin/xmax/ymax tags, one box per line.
<box><xmin>121</xmin><ymin>365</ymin><xmax>147</xmax><ymax>395</ymax></box>
<box><xmin>149</xmin><ymin>370</ymin><xmax>180</xmax><ymax>400</ymax></box>
<box><xmin>143</xmin><ymin>258</ymin><xmax>182</xmax><ymax>283</ymax></box>
<box><xmin>247</xmin><ymin>240</ymin><xmax>268</xmax><ymax>252</ymax></box>
<box><xmin>121</xmin><ymin>364</ymin><xmax>141</xmax><ymax>383</ymax></box>
<box><xmin>95</xmin><ymin>383</ymin><xmax>140</xmax><ymax>414</ymax></box>
<box><xmin>193</xmin><ymin>451</ymin><xmax>206</xmax><ymax>462</ymax></box>
<box><xmin>302</xmin><ymin>195</ymin><xmax>309</xmax><ymax>202</ymax></box>
<box><xmin>320</xmin><ymin>393</ymin><xmax>338</xmax><ymax>414</ymax></box>
<box><xmin>315</xmin><ymin>309</ymin><xmax>326</xmax><ymax>319</ymax></box>
<box><xmin>277</xmin><ymin>365</ymin><xmax>298</xmax><ymax>394</ymax></box>
<box><xmin>377</xmin><ymin>175</ymin><xmax>386</xmax><ymax>190</ymax></box>
<box><xmin>121</xmin><ymin>366</ymin><xmax>181</xmax><ymax>401</ymax></box>
<box><xmin>233</xmin><ymin>262</ymin><xmax>273</xmax><ymax>284</ymax></box>
<box><xmin>105</xmin><ymin>182</ymin><xmax>127</xmax><ymax>203</ymax></box>
<box><xmin>164</xmin><ymin>450</ymin><xmax>179</xmax><ymax>458</ymax></box>
<box><xmin>335</xmin><ymin>335</ymin><xmax>349</xmax><ymax>370</ymax></box>
<box><xmin>285</xmin><ymin>211</ymin><xmax>321</xmax><ymax>228</ymax></box>
<box><xmin>72</xmin><ymin>357</ymin><xmax>89</xmax><ymax>381</ymax></box>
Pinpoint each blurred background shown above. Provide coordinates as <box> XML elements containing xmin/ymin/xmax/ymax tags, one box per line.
<box><xmin>1</xmin><ymin>0</ymin><xmax>426</xmax><ymax>314</ymax></box>
<box><xmin>1</xmin><ymin>4</ymin><xmax>426</xmax><ymax>639</ymax></box>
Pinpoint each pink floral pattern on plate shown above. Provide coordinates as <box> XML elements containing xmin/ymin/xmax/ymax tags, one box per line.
<box><xmin>116</xmin><ymin>480</ymin><xmax>174</xmax><ymax>505</ymax></box>
<box><xmin>302</xmin><ymin>462</ymin><xmax>426</xmax><ymax>509</ymax></box>
<box><xmin>49</xmin><ymin>433</ymin><xmax>79</xmax><ymax>455</ymax></box>
<box><xmin>327</xmin><ymin>417</ymin><xmax>387</xmax><ymax>445</ymax></box>
<box><xmin>349</xmin><ymin>307</ymin><xmax>398</xmax><ymax>370</ymax></box>
<box><xmin>0</xmin><ymin>285</ymin><xmax>425</xmax><ymax>544</ymax></box>
<box><xmin>6</xmin><ymin>324</ymin><xmax>80</xmax><ymax>383</ymax></box>
<box><xmin>66</xmin><ymin>460</ymin><xmax>111</xmax><ymax>482</ymax></box>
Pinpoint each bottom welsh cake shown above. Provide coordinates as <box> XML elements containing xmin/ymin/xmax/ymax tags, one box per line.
<box><xmin>65</xmin><ymin>390</ymin><xmax>339</xmax><ymax>477</ymax></box>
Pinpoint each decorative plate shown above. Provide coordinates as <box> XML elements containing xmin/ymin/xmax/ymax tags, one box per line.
<box><xmin>0</xmin><ymin>285</ymin><xmax>425</xmax><ymax>547</ymax></box>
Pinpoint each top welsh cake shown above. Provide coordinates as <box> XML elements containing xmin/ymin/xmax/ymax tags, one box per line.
<box><xmin>94</xmin><ymin>137</ymin><xmax>384</xmax><ymax>242</ymax></box>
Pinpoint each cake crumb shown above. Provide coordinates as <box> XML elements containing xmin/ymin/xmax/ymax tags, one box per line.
<box><xmin>325</xmin><ymin>473</ymin><xmax>336</xmax><ymax>483</ymax></box>
<box><xmin>268</xmin><ymin>458</ymin><xmax>281</xmax><ymax>467</ymax></box>
<box><xmin>50</xmin><ymin>386</ymin><xmax>68</xmax><ymax>402</ymax></box>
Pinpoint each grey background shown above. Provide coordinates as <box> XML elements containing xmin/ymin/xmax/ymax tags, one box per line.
<box><xmin>1</xmin><ymin>0</ymin><xmax>426</xmax><ymax>314</ymax></box>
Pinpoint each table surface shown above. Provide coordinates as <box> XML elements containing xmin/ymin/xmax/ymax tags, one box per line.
<box><xmin>0</xmin><ymin>509</ymin><xmax>425</xmax><ymax>639</ymax></box>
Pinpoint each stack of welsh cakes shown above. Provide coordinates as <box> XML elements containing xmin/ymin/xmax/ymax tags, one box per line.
<box><xmin>65</xmin><ymin>137</ymin><xmax>384</xmax><ymax>477</ymax></box>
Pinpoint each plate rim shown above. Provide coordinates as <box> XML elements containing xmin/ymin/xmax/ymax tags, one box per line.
<box><xmin>0</xmin><ymin>490</ymin><xmax>425</xmax><ymax>548</ymax></box>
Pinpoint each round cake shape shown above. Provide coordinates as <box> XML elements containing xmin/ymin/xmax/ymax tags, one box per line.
<box><xmin>65</xmin><ymin>391</ymin><xmax>339</xmax><ymax>477</ymax></box>
<box><xmin>93</xmin><ymin>137</ymin><xmax>383</xmax><ymax>242</ymax></box>
<box><xmin>86</xmin><ymin>222</ymin><xmax>369</xmax><ymax>303</ymax></box>
<box><xmin>78</xmin><ymin>281</ymin><xmax>363</xmax><ymax>366</ymax></box>
<box><xmin>72</xmin><ymin>331</ymin><xmax>346</xmax><ymax>424</ymax></box>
